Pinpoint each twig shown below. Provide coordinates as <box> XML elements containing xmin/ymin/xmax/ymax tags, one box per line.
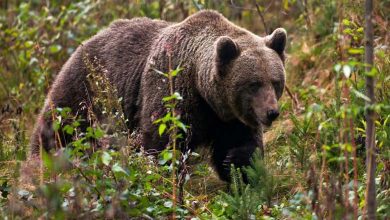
<box><xmin>192</xmin><ymin>0</ymin><xmax>202</xmax><ymax>11</ymax></box>
<box><xmin>230</xmin><ymin>0</ymin><xmax>274</xmax><ymax>12</ymax></box>
<box><xmin>364</xmin><ymin>0</ymin><xmax>376</xmax><ymax>218</ymax></box>
<box><xmin>284</xmin><ymin>85</ymin><xmax>300</xmax><ymax>112</ymax></box>
<box><xmin>318</xmin><ymin>140</ymin><xmax>328</xmax><ymax>218</ymax></box>
<box><xmin>310</xmin><ymin>129</ymin><xmax>320</xmax><ymax>216</ymax></box>
<box><xmin>342</xmin><ymin>80</ymin><xmax>350</xmax><ymax>215</ymax></box>
<box><xmin>252</xmin><ymin>0</ymin><xmax>269</xmax><ymax>34</ymax></box>
<box><xmin>76</xmin><ymin>166</ymin><xmax>102</xmax><ymax>198</ymax></box>
<box><xmin>167</xmin><ymin>54</ymin><xmax>178</xmax><ymax>219</ymax></box>
<box><xmin>302</xmin><ymin>0</ymin><xmax>312</xmax><ymax>28</ymax></box>
<box><xmin>335</xmin><ymin>2</ymin><xmax>347</xmax><ymax>217</ymax></box>
<box><xmin>350</xmin><ymin>117</ymin><xmax>359</xmax><ymax>219</ymax></box>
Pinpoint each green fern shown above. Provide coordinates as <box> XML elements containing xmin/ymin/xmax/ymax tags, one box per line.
<box><xmin>220</xmin><ymin>165</ymin><xmax>259</xmax><ymax>219</ymax></box>
<box><xmin>218</xmin><ymin>150</ymin><xmax>280</xmax><ymax>219</ymax></box>
<box><xmin>244</xmin><ymin>150</ymin><xmax>280</xmax><ymax>207</ymax></box>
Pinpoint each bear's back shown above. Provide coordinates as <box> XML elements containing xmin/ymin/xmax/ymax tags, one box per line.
<box><xmin>92</xmin><ymin>18</ymin><xmax>172</xmax><ymax>129</ymax></box>
<box><xmin>83</xmin><ymin>17</ymin><xmax>171</xmax><ymax>69</ymax></box>
<box><xmin>49</xmin><ymin>17</ymin><xmax>171</xmax><ymax>133</ymax></box>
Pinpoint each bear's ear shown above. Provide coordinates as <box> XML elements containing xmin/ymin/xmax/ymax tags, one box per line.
<box><xmin>266</xmin><ymin>28</ymin><xmax>287</xmax><ymax>58</ymax></box>
<box><xmin>215</xmin><ymin>36</ymin><xmax>240</xmax><ymax>70</ymax></box>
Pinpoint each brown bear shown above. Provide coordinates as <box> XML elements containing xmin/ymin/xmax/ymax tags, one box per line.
<box><xmin>31</xmin><ymin>10</ymin><xmax>286</xmax><ymax>182</ymax></box>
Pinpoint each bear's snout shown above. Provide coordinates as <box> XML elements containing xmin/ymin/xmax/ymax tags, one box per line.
<box><xmin>267</xmin><ymin>109</ymin><xmax>280</xmax><ymax>121</ymax></box>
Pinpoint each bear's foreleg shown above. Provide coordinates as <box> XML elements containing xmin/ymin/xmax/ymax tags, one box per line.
<box><xmin>212</xmin><ymin>138</ymin><xmax>261</xmax><ymax>183</ymax></box>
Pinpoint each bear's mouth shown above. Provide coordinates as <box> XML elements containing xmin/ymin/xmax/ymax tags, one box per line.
<box><xmin>242</xmin><ymin>118</ymin><xmax>272</xmax><ymax>129</ymax></box>
<box><xmin>260</xmin><ymin>119</ymin><xmax>272</xmax><ymax>127</ymax></box>
<box><xmin>237</xmin><ymin>114</ymin><xmax>272</xmax><ymax>129</ymax></box>
<box><xmin>235</xmin><ymin>114</ymin><xmax>259</xmax><ymax>129</ymax></box>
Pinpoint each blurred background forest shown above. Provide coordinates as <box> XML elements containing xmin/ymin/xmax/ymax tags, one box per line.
<box><xmin>0</xmin><ymin>0</ymin><xmax>389</xmax><ymax>219</ymax></box>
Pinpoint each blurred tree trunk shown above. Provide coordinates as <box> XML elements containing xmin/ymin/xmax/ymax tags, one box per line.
<box><xmin>364</xmin><ymin>0</ymin><xmax>376</xmax><ymax>219</ymax></box>
<box><xmin>159</xmin><ymin>0</ymin><xmax>166</xmax><ymax>19</ymax></box>
<box><xmin>1</xmin><ymin>0</ymin><xmax>7</xmax><ymax>10</ymax></box>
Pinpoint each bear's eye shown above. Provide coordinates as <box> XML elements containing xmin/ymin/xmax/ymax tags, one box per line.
<box><xmin>272</xmin><ymin>81</ymin><xmax>283</xmax><ymax>97</ymax></box>
<box><xmin>248</xmin><ymin>82</ymin><xmax>262</xmax><ymax>93</ymax></box>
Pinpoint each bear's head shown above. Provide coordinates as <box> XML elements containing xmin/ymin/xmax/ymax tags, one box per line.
<box><xmin>211</xmin><ymin>28</ymin><xmax>286</xmax><ymax>128</ymax></box>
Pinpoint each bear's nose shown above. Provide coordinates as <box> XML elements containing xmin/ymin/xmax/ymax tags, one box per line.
<box><xmin>267</xmin><ymin>109</ymin><xmax>280</xmax><ymax>121</ymax></box>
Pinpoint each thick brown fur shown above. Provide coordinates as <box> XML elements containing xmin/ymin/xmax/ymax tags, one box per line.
<box><xmin>31</xmin><ymin>10</ymin><xmax>286</xmax><ymax>182</ymax></box>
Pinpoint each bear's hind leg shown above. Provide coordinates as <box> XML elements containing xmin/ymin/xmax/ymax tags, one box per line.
<box><xmin>31</xmin><ymin>104</ymin><xmax>60</xmax><ymax>155</ymax></box>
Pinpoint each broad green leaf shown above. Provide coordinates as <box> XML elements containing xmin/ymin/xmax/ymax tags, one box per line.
<box><xmin>42</xmin><ymin>150</ymin><xmax>53</xmax><ymax>170</ymax></box>
<box><xmin>348</xmin><ymin>48</ymin><xmax>364</xmax><ymax>55</ymax></box>
<box><xmin>158</xmin><ymin>123</ymin><xmax>166</xmax><ymax>136</ymax></box>
<box><xmin>94</xmin><ymin>128</ymin><xmax>104</xmax><ymax>138</ymax></box>
<box><xmin>342</xmin><ymin>143</ymin><xmax>352</xmax><ymax>152</ymax></box>
<box><xmin>334</xmin><ymin>63</ymin><xmax>341</xmax><ymax>72</ymax></box>
<box><xmin>322</xmin><ymin>145</ymin><xmax>330</xmax><ymax>151</ymax></box>
<box><xmin>283</xmin><ymin>0</ymin><xmax>289</xmax><ymax>10</ymax></box>
<box><xmin>343</xmin><ymin>28</ymin><xmax>352</xmax><ymax>35</ymax></box>
<box><xmin>365</xmin><ymin>67</ymin><xmax>378</xmax><ymax>77</ymax></box>
<box><xmin>63</xmin><ymin>125</ymin><xmax>74</xmax><ymax>135</ymax></box>
<box><xmin>191</xmin><ymin>152</ymin><xmax>200</xmax><ymax>157</ymax></box>
<box><xmin>352</xmin><ymin>89</ymin><xmax>371</xmax><ymax>102</ymax></box>
<box><xmin>164</xmin><ymin>201</ymin><xmax>173</xmax><ymax>208</ymax></box>
<box><xmin>112</xmin><ymin>163</ymin><xmax>128</xmax><ymax>175</ymax></box>
<box><xmin>170</xmin><ymin>67</ymin><xmax>183</xmax><ymax>77</ymax></box>
<box><xmin>342</xmin><ymin>19</ymin><xmax>350</xmax><ymax>26</ymax></box>
<box><xmin>173</xmin><ymin>92</ymin><xmax>183</xmax><ymax>100</ymax></box>
<box><xmin>162</xmin><ymin>92</ymin><xmax>183</xmax><ymax>102</ymax></box>
<box><xmin>162</xmin><ymin>95</ymin><xmax>175</xmax><ymax>102</ymax></box>
<box><xmin>101</xmin><ymin>151</ymin><xmax>112</xmax><ymax>166</ymax></box>
<box><xmin>49</xmin><ymin>44</ymin><xmax>62</xmax><ymax>54</ymax></box>
<box><xmin>177</xmin><ymin>121</ymin><xmax>187</xmax><ymax>133</ymax></box>
<box><xmin>328</xmin><ymin>156</ymin><xmax>346</xmax><ymax>163</ymax></box>
<box><xmin>163</xmin><ymin>151</ymin><xmax>172</xmax><ymax>161</ymax></box>
<box><xmin>24</xmin><ymin>41</ymin><xmax>34</xmax><ymax>48</ymax></box>
<box><xmin>53</xmin><ymin>121</ymin><xmax>60</xmax><ymax>131</ymax></box>
<box><xmin>342</xmin><ymin>65</ymin><xmax>352</xmax><ymax>78</ymax></box>
<box><xmin>153</xmin><ymin>68</ymin><xmax>168</xmax><ymax>77</ymax></box>
<box><xmin>72</xmin><ymin>121</ymin><xmax>80</xmax><ymax>127</ymax></box>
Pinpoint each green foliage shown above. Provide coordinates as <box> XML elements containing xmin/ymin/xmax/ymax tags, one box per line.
<box><xmin>154</xmin><ymin>66</ymin><xmax>188</xmax><ymax>137</ymax></box>
<box><xmin>218</xmin><ymin>167</ymin><xmax>260</xmax><ymax>219</ymax></box>
<box><xmin>1</xmin><ymin>63</ymin><xmax>198</xmax><ymax>218</ymax></box>
<box><xmin>29</xmin><ymin>146</ymin><xmax>187</xmax><ymax>218</ymax></box>
<box><xmin>206</xmin><ymin>151</ymin><xmax>281</xmax><ymax>219</ymax></box>
<box><xmin>245</xmin><ymin>152</ymin><xmax>280</xmax><ymax>207</ymax></box>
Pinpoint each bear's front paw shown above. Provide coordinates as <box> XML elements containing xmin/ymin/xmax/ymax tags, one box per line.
<box><xmin>220</xmin><ymin>146</ymin><xmax>257</xmax><ymax>183</ymax></box>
